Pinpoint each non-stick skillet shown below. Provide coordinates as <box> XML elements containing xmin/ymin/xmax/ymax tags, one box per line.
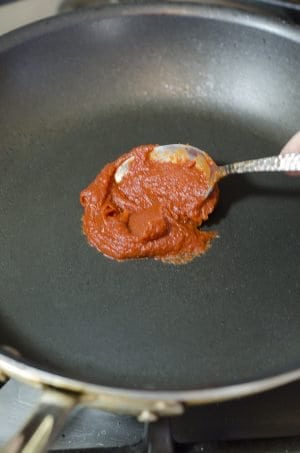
<box><xmin>0</xmin><ymin>1</ymin><xmax>299</xmax><ymax>451</ymax></box>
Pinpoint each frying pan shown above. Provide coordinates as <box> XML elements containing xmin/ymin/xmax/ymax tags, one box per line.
<box><xmin>0</xmin><ymin>1</ymin><xmax>299</xmax><ymax>451</ymax></box>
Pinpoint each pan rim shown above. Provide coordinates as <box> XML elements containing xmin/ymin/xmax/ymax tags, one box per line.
<box><xmin>0</xmin><ymin>1</ymin><xmax>299</xmax><ymax>53</ymax></box>
<box><xmin>0</xmin><ymin>1</ymin><xmax>299</xmax><ymax>409</ymax></box>
<box><xmin>1</xmin><ymin>350</ymin><xmax>300</xmax><ymax>408</ymax></box>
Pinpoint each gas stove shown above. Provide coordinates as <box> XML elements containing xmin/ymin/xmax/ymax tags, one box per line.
<box><xmin>0</xmin><ymin>1</ymin><xmax>300</xmax><ymax>452</ymax></box>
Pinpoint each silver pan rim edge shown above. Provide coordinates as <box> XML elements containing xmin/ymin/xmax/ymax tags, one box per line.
<box><xmin>1</xmin><ymin>350</ymin><xmax>300</xmax><ymax>418</ymax></box>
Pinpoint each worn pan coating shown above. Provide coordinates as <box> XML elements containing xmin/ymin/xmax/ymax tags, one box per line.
<box><xmin>0</xmin><ymin>4</ymin><xmax>299</xmax><ymax>398</ymax></box>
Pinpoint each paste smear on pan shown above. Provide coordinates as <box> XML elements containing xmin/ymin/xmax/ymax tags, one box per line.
<box><xmin>80</xmin><ymin>144</ymin><xmax>219</xmax><ymax>264</ymax></box>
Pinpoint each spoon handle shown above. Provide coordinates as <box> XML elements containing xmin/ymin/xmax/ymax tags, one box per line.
<box><xmin>219</xmin><ymin>153</ymin><xmax>300</xmax><ymax>177</ymax></box>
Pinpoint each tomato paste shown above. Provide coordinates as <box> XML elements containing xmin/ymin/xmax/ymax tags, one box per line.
<box><xmin>80</xmin><ymin>144</ymin><xmax>219</xmax><ymax>264</ymax></box>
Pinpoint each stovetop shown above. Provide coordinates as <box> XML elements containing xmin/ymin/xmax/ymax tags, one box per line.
<box><xmin>0</xmin><ymin>1</ymin><xmax>300</xmax><ymax>451</ymax></box>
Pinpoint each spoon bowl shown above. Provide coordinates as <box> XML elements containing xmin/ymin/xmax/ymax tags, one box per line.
<box><xmin>114</xmin><ymin>143</ymin><xmax>300</xmax><ymax>192</ymax></box>
<box><xmin>114</xmin><ymin>144</ymin><xmax>217</xmax><ymax>187</ymax></box>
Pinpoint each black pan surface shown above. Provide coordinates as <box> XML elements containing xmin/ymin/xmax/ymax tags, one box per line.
<box><xmin>0</xmin><ymin>5</ymin><xmax>299</xmax><ymax>391</ymax></box>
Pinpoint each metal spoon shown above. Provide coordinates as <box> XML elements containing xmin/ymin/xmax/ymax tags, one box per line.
<box><xmin>114</xmin><ymin>144</ymin><xmax>300</xmax><ymax>195</ymax></box>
